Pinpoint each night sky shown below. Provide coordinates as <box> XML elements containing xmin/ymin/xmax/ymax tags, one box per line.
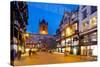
<box><xmin>26</xmin><ymin>2</ymin><xmax>79</xmax><ymax>35</ymax></box>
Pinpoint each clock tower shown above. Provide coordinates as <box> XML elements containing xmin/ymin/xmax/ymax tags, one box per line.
<box><xmin>39</xmin><ymin>19</ymin><xmax>48</xmax><ymax>35</ymax></box>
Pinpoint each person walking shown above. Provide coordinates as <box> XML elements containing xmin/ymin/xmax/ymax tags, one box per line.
<box><xmin>64</xmin><ymin>50</ymin><xmax>67</xmax><ymax>56</ymax></box>
<box><xmin>29</xmin><ymin>49</ymin><xmax>32</xmax><ymax>56</ymax></box>
<box><xmin>17</xmin><ymin>50</ymin><xmax>21</xmax><ymax>60</ymax></box>
<box><xmin>11</xmin><ymin>47</ymin><xmax>16</xmax><ymax>65</ymax></box>
<box><xmin>17</xmin><ymin>44</ymin><xmax>22</xmax><ymax>60</ymax></box>
<box><xmin>11</xmin><ymin>40</ymin><xmax>17</xmax><ymax>65</ymax></box>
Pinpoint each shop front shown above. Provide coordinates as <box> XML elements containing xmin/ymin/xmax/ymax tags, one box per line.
<box><xmin>81</xmin><ymin>45</ymin><xmax>97</xmax><ymax>56</ymax></box>
<box><xmin>65</xmin><ymin>37</ymin><xmax>72</xmax><ymax>54</ymax></box>
<box><xmin>80</xmin><ymin>31</ymin><xmax>97</xmax><ymax>56</ymax></box>
<box><xmin>65</xmin><ymin>36</ymin><xmax>79</xmax><ymax>55</ymax></box>
<box><xmin>72</xmin><ymin>36</ymin><xmax>79</xmax><ymax>55</ymax></box>
<box><xmin>72</xmin><ymin>46</ymin><xmax>79</xmax><ymax>55</ymax></box>
<box><xmin>61</xmin><ymin>39</ymin><xmax>66</xmax><ymax>52</ymax></box>
<box><xmin>89</xmin><ymin>32</ymin><xmax>97</xmax><ymax>56</ymax></box>
<box><xmin>60</xmin><ymin>38</ymin><xmax>72</xmax><ymax>53</ymax></box>
<box><xmin>81</xmin><ymin>46</ymin><xmax>91</xmax><ymax>56</ymax></box>
<box><xmin>56</xmin><ymin>43</ymin><xmax>62</xmax><ymax>52</ymax></box>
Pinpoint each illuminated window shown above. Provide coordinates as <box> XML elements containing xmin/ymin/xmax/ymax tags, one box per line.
<box><xmin>66</xmin><ymin>47</ymin><xmax>71</xmax><ymax>52</ymax></box>
<box><xmin>61</xmin><ymin>40</ymin><xmax>65</xmax><ymax>46</ymax></box>
<box><xmin>82</xmin><ymin>21</ymin><xmax>88</xmax><ymax>31</ymax></box>
<box><xmin>61</xmin><ymin>31</ymin><xmax>65</xmax><ymax>37</ymax></box>
<box><xmin>90</xmin><ymin>32</ymin><xmax>97</xmax><ymax>41</ymax></box>
<box><xmin>72</xmin><ymin>23</ymin><xmax>77</xmax><ymax>31</ymax></box>
<box><xmin>66</xmin><ymin>27</ymin><xmax>72</xmax><ymax>36</ymax></box>
<box><xmin>91</xmin><ymin>45</ymin><xmax>97</xmax><ymax>56</ymax></box>
<box><xmin>84</xmin><ymin>36</ymin><xmax>89</xmax><ymax>43</ymax></box>
<box><xmin>66</xmin><ymin>38</ymin><xmax>71</xmax><ymax>46</ymax></box>
<box><xmin>42</xmin><ymin>31</ymin><xmax>46</xmax><ymax>34</ymax></box>
<box><xmin>90</xmin><ymin>17</ymin><xmax>97</xmax><ymax>28</ymax></box>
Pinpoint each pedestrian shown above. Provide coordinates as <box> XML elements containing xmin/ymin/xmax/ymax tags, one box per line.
<box><xmin>64</xmin><ymin>50</ymin><xmax>67</xmax><ymax>56</ymax></box>
<box><xmin>17</xmin><ymin>50</ymin><xmax>21</xmax><ymax>60</ymax></box>
<box><xmin>17</xmin><ymin>44</ymin><xmax>22</xmax><ymax>60</ymax></box>
<box><xmin>29</xmin><ymin>49</ymin><xmax>31</xmax><ymax>56</ymax></box>
<box><xmin>49</xmin><ymin>50</ymin><xmax>52</xmax><ymax>54</ymax></box>
<box><xmin>11</xmin><ymin>41</ymin><xmax>17</xmax><ymax>65</ymax></box>
<box><xmin>11</xmin><ymin>48</ymin><xmax>16</xmax><ymax>65</ymax></box>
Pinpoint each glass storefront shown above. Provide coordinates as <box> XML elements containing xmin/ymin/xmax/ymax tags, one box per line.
<box><xmin>64</xmin><ymin>37</ymin><xmax>79</xmax><ymax>55</ymax></box>
<box><xmin>90</xmin><ymin>32</ymin><xmax>97</xmax><ymax>44</ymax></box>
<box><xmin>73</xmin><ymin>40</ymin><xmax>79</xmax><ymax>46</ymax></box>
<box><xmin>90</xmin><ymin>32</ymin><xmax>97</xmax><ymax>56</ymax></box>
<box><xmin>81</xmin><ymin>45</ymin><xmax>97</xmax><ymax>56</ymax></box>
<box><xmin>60</xmin><ymin>31</ymin><xmax>97</xmax><ymax>56</ymax></box>
<box><xmin>65</xmin><ymin>38</ymin><xmax>72</xmax><ymax>46</ymax></box>
<box><xmin>65</xmin><ymin>38</ymin><xmax>72</xmax><ymax>54</ymax></box>
<box><xmin>65</xmin><ymin>46</ymin><xmax>71</xmax><ymax>52</ymax></box>
<box><xmin>62</xmin><ymin>48</ymin><xmax>66</xmax><ymax>52</ymax></box>
<box><xmin>72</xmin><ymin>46</ymin><xmax>79</xmax><ymax>55</ymax></box>
<box><xmin>56</xmin><ymin>43</ymin><xmax>61</xmax><ymax>52</ymax></box>
<box><xmin>91</xmin><ymin>45</ymin><xmax>97</xmax><ymax>56</ymax></box>
<box><xmin>81</xmin><ymin>46</ymin><xmax>89</xmax><ymax>55</ymax></box>
<box><xmin>81</xmin><ymin>32</ymin><xmax>97</xmax><ymax>56</ymax></box>
<box><xmin>58</xmin><ymin>48</ymin><xmax>63</xmax><ymax>53</ymax></box>
<box><xmin>61</xmin><ymin>40</ymin><xmax>65</xmax><ymax>47</ymax></box>
<box><xmin>72</xmin><ymin>36</ymin><xmax>79</xmax><ymax>55</ymax></box>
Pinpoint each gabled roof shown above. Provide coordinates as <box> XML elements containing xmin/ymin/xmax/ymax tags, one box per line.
<box><xmin>39</xmin><ymin>19</ymin><xmax>48</xmax><ymax>25</ymax></box>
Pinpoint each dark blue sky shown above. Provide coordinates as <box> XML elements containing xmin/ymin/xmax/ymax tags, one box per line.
<box><xmin>26</xmin><ymin>2</ymin><xmax>79</xmax><ymax>35</ymax></box>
